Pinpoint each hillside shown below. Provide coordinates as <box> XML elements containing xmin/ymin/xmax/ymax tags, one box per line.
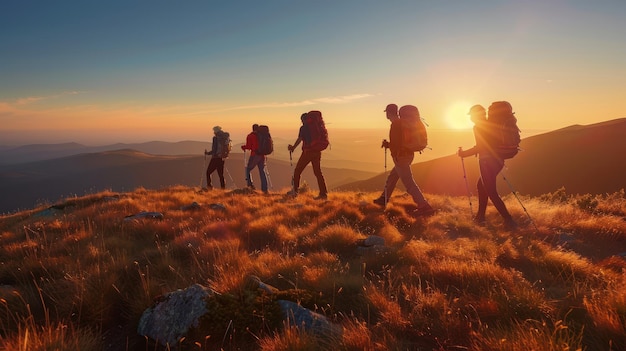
<box><xmin>0</xmin><ymin>187</ymin><xmax>624</xmax><ymax>350</ymax></box>
<box><xmin>340</xmin><ymin>118</ymin><xmax>626</xmax><ymax>196</ymax></box>
<box><xmin>0</xmin><ymin>150</ymin><xmax>376</xmax><ymax>213</ymax></box>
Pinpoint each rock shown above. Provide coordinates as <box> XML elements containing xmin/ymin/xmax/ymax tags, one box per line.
<box><xmin>356</xmin><ymin>235</ymin><xmax>385</xmax><ymax>247</ymax></box>
<box><xmin>209</xmin><ymin>203</ymin><xmax>226</xmax><ymax>211</ymax></box>
<box><xmin>277</xmin><ymin>300</ymin><xmax>342</xmax><ymax>338</ymax></box>
<box><xmin>123</xmin><ymin>211</ymin><xmax>164</xmax><ymax>221</ymax></box>
<box><xmin>181</xmin><ymin>202</ymin><xmax>201</xmax><ymax>211</ymax></box>
<box><xmin>137</xmin><ymin>284</ymin><xmax>214</xmax><ymax>347</ymax></box>
<box><xmin>244</xmin><ymin>275</ymin><xmax>279</xmax><ymax>294</ymax></box>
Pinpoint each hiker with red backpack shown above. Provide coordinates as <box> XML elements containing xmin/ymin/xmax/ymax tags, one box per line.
<box><xmin>241</xmin><ymin>124</ymin><xmax>269</xmax><ymax>194</ymax></box>
<box><xmin>373</xmin><ymin>104</ymin><xmax>434</xmax><ymax>217</ymax></box>
<box><xmin>457</xmin><ymin>102</ymin><xmax>518</xmax><ymax>230</ymax></box>
<box><xmin>287</xmin><ymin>111</ymin><xmax>329</xmax><ymax>200</ymax></box>
<box><xmin>204</xmin><ymin>125</ymin><xmax>230</xmax><ymax>190</ymax></box>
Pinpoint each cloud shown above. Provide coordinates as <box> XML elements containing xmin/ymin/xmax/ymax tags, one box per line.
<box><xmin>15</xmin><ymin>91</ymin><xmax>82</xmax><ymax>105</ymax></box>
<box><xmin>222</xmin><ymin>93</ymin><xmax>373</xmax><ymax>111</ymax></box>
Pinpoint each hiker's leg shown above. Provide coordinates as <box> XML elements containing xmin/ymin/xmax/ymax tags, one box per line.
<box><xmin>480</xmin><ymin>158</ymin><xmax>511</xmax><ymax>219</ymax></box>
<box><xmin>293</xmin><ymin>151</ymin><xmax>311</xmax><ymax>191</ymax></box>
<box><xmin>206</xmin><ymin>158</ymin><xmax>219</xmax><ymax>188</ymax></box>
<box><xmin>257</xmin><ymin>156</ymin><xmax>268</xmax><ymax>192</ymax></box>
<box><xmin>310</xmin><ymin>151</ymin><xmax>327</xmax><ymax>196</ymax></box>
<box><xmin>380</xmin><ymin>166</ymin><xmax>400</xmax><ymax>201</ymax></box>
<box><xmin>394</xmin><ymin>153</ymin><xmax>428</xmax><ymax>207</ymax></box>
<box><xmin>476</xmin><ymin>177</ymin><xmax>488</xmax><ymax>219</ymax></box>
<box><xmin>217</xmin><ymin>159</ymin><xmax>225</xmax><ymax>189</ymax></box>
<box><xmin>246</xmin><ymin>156</ymin><xmax>255</xmax><ymax>187</ymax></box>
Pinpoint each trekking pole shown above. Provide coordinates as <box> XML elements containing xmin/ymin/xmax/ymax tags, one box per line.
<box><xmin>264</xmin><ymin>158</ymin><xmax>273</xmax><ymax>190</ymax></box>
<box><xmin>289</xmin><ymin>150</ymin><xmax>294</xmax><ymax>189</ymax></box>
<box><xmin>243</xmin><ymin>150</ymin><xmax>248</xmax><ymax>186</ymax></box>
<box><xmin>501</xmin><ymin>170</ymin><xmax>539</xmax><ymax>232</ymax></box>
<box><xmin>459</xmin><ymin>147</ymin><xmax>473</xmax><ymax>217</ymax></box>
<box><xmin>200</xmin><ymin>150</ymin><xmax>207</xmax><ymax>190</ymax></box>
<box><xmin>383</xmin><ymin>146</ymin><xmax>388</xmax><ymax>206</ymax></box>
<box><xmin>224</xmin><ymin>166</ymin><xmax>236</xmax><ymax>189</ymax></box>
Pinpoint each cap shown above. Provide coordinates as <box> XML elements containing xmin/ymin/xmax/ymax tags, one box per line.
<box><xmin>468</xmin><ymin>105</ymin><xmax>485</xmax><ymax>115</ymax></box>
<box><xmin>384</xmin><ymin>104</ymin><xmax>398</xmax><ymax>113</ymax></box>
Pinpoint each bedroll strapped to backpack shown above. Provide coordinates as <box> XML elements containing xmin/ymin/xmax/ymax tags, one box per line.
<box><xmin>487</xmin><ymin>101</ymin><xmax>520</xmax><ymax>159</ymax></box>
<box><xmin>215</xmin><ymin>131</ymin><xmax>232</xmax><ymax>158</ymax></box>
<box><xmin>304</xmin><ymin>110</ymin><xmax>329</xmax><ymax>152</ymax></box>
<box><xmin>398</xmin><ymin>105</ymin><xmax>428</xmax><ymax>153</ymax></box>
<box><xmin>256</xmin><ymin>125</ymin><xmax>274</xmax><ymax>155</ymax></box>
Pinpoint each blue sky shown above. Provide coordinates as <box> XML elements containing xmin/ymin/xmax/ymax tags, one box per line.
<box><xmin>1</xmin><ymin>1</ymin><xmax>625</xmax><ymax>144</ymax></box>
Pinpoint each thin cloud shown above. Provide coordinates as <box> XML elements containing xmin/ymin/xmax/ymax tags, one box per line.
<box><xmin>15</xmin><ymin>91</ymin><xmax>82</xmax><ymax>105</ymax></box>
<box><xmin>222</xmin><ymin>93</ymin><xmax>373</xmax><ymax>111</ymax></box>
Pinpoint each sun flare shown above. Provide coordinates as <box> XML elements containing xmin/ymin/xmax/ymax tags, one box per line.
<box><xmin>444</xmin><ymin>101</ymin><xmax>474</xmax><ymax>130</ymax></box>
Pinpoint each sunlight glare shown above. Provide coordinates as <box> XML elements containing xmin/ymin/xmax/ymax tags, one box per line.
<box><xmin>444</xmin><ymin>101</ymin><xmax>474</xmax><ymax>129</ymax></box>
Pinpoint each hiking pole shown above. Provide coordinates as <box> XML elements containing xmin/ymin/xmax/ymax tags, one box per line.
<box><xmin>383</xmin><ymin>145</ymin><xmax>388</xmax><ymax>206</ymax></box>
<box><xmin>264</xmin><ymin>159</ymin><xmax>274</xmax><ymax>190</ymax></box>
<box><xmin>459</xmin><ymin>147</ymin><xmax>473</xmax><ymax>217</ymax></box>
<box><xmin>200</xmin><ymin>150</ymin><xmax>207</xmax><ymax>190</ymax></box>
<box><xmin>224</xmin><ymin>166</ymin><xmax>236</xmax><ymax>189</ymax></box>
<box><xmin>501</xmin><ymin>170</ymin><xmax>539</xmax><ymax>232</ymax></box>
<box><xmin>289</xmin><ymin>150</ymin><xmax>294</xmax><ymax>189</ymax></box>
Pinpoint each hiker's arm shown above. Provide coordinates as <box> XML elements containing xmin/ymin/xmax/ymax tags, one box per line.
<box><xmin>288</xmin><ymin>137</ymin><xmax>302</xmax><ymax>152</ymax></box>
<box><xmin>458</xmin><ymin>146</ymin><xmax>477</xmax><ymax>158</ymax></box>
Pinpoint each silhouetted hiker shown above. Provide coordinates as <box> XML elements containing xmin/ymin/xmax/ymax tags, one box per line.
<box><xmin>241</xmin><ymin>124</ymin><xmax>268</xmax><ymax>193</ymax></box>
<box><xmin>458</xmin><ymin>104</ymin><xmax>517</xmax><ymax>230</ymax></box>
<box><xmin>204</xmin><ymin>126</ymin><xmax>230</xmax><ymax>190</ymax></box>
<box><xmin>374</xmin><ymin>104</ymin><xmax>434</xmax><ymax>216</ymax></box>
<box><xmin>287</xmin><ymin>112</ymin><xmax>329</xmax><ymax>200</ymax></box>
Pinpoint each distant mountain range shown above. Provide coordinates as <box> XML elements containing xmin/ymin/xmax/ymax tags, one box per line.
<box><xmin>339</xmin><ymin>118</ymin><xmax>626</xmax><ymax>197</ymax></box>
<box><xmin>1</xmin><ymin>119</ymin><xmax>624</xmax><ymax>214</ymax></box>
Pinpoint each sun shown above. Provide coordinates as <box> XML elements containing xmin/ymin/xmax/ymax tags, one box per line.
<box><xmin>444</xmin><ymin>101</ymin><xmax>474</xmax><ymax>129</ymax></box>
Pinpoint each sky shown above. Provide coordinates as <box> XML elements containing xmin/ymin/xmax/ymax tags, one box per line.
<box><xmin>1</xmin><ymin>0</ymin><xmax>625</xmax><ymax>145</ymax></box>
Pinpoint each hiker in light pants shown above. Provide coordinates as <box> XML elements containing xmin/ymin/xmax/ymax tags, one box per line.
<box><xmin>241</xmin><ymin>124</ymin><xmax>268</xmax><ymax>193</ymax></box>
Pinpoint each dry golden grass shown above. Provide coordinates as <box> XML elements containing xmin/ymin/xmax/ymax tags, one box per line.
<box><xmin>0</xmin><ymin>186</ymin><xmax>625</xmax><ymax>350</ymax></box>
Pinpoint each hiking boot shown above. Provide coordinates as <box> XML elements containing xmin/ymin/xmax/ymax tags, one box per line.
<box><xmin>472</xmin><ymin>215</ymin><xmax>486</xmax><ymax>226</ymax></box>
<box><xmin>248</xmin><ymin>184</ymin><xmax>256</xmax><ymax>190</ymax></box>
<box><xmin>314</xmin><ymin>194</ymin><xmax>328</xmax><ymax>200</ymax></box>
<box><xmin>286</xmin><ymin>190</ymin><xmax>298</xmax><ymax>197</ymax></box>
<box><xmin>504</xmin><ymin>218</ymin><xmax>518</xmax><ymax>231</ymax></box>
<box><xmin>412</xmin><ymin>204</ymin><xmax>435</xmax><ymax>217</ymax></box>
<box><xmin>373</xmin><ymin>197</ymin><xmax>387</xmax><ymax>208</ymax></box>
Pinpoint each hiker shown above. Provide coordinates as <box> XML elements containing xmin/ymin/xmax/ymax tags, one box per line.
<box><xmin>287</xmin><ymin>112</ymin><xmax>329</xmax><ymax>200</ymax></box>
<box><xmin>458</xmin><ymin>104</ymin><xmax>517</xmax><ymax>230</ymax></box>
<box><xmin>241</xmin><ymin>124</ymin><xmax>268</xmax><ymax>193</ymax></box>
<box><xmin>373</xmin><ymin>104</ymin><xmax>434</xmax><ymax>216</ymax></box>
<box><xmin>204</xmin><ymin>126</ymin><xmax>229</xmax><ymax>189</ymax></box>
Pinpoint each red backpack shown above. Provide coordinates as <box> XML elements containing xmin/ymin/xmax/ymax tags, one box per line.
<box><xmin>304</xmin><ymin>111</ymin><xmax>329</xmax><ymax>151</ymax></box>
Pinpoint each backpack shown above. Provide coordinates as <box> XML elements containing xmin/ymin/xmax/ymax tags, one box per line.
<box><xmin>256</xmin><ymin>125</ymin><xmax>274</xmax><ymax>155</ymax></box>
<box><xmin>304</xmin><ymin>110</ymin><xmax>329</xmax><ymax>151</ymax></box>
<box><xmin>487</xmin><ymin>101</ymin><xmax>520</xmax><ymax>159</ymax></box>
<box><xmin>215</xmin><ymin>131</ymin><xmax>231</xmax><ymax>158</ymax></box>
<box><xmin>398</xmin><ymin>105</ymin><xmax>428</xmax><ymax>153</ymax></box>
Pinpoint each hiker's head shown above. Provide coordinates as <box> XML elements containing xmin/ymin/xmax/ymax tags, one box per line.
<box><xmin>384</xmin><ymin>104</ymin><xmax>398</xmax><ymax>120</ymax></box>
<box><xmin>252</xmin><ymin>124</ymin><xmax>259</xmax><ymax>132</ymax></box>
<box><xmin>399</xmin><ymin>105</ymin><xmax>419</xmax><ymax>119</ymax></box>
<box><xmin>467</xmin><ymin>105</ymin><xmax>486</xmax><ymax>123</ymax></box>
<box><xmin>213</xmin><ymin>126</ymin><xmax>222</xmax><ymax>134</ymax></box>
<box><xmin>300</xmin><ymin>113</ymin><xmax>308</xmax><ymax>123</ymax></box>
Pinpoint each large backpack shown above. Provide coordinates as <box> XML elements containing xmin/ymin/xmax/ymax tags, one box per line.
<box><xmin>487</xmin><ymin>101</ymin><xmax>520</xmax><ymax>159</ymax></box>
<box><xmin>304</xmin><ymin>110</ymin><xmax>330</xmax><ymax>151</ymax></box>
<box><xmin>398</xmin><ymin>105</ymin><xmax>428</xmax><ymax>153</ymax></box>
<box><xmin>256</xmin><ymin>125</ymin><xmax>274</xmax><ymax>155</ymax></box>
<box><xmin>215</xmin><ymin>131</ymin><xmax>231</xmax><ymax>158</ymax></box>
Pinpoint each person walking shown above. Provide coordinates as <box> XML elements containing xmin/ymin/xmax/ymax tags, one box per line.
<box><xmin>373</xmin><ymin>104</ymin><xmax>434</xmax><ymax>216</ymax></box>
<box><xmin>287</xmin><ymin>112</ymin><xmax>329</xmax><ymax>200</ymax></box>
<box><xmin>204</xmin><ymin>126</ymin><xmax>228</xmax><ymax>190</ymax></box>
<box><xmin>458</xmin><ymin>104</ymin><xmax>517</xmax><ymax>230</ymax></box>
<box><xmin>241</xmin><ymin>124</ymin><xmax>268</xmax><ymax>193</ymax></box>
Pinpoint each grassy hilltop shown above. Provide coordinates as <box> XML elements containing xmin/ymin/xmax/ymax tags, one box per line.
<box><xmin>1</xmin><ymin>186</ymin><xmax>625</xmax><ymax>350</ymax></box>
